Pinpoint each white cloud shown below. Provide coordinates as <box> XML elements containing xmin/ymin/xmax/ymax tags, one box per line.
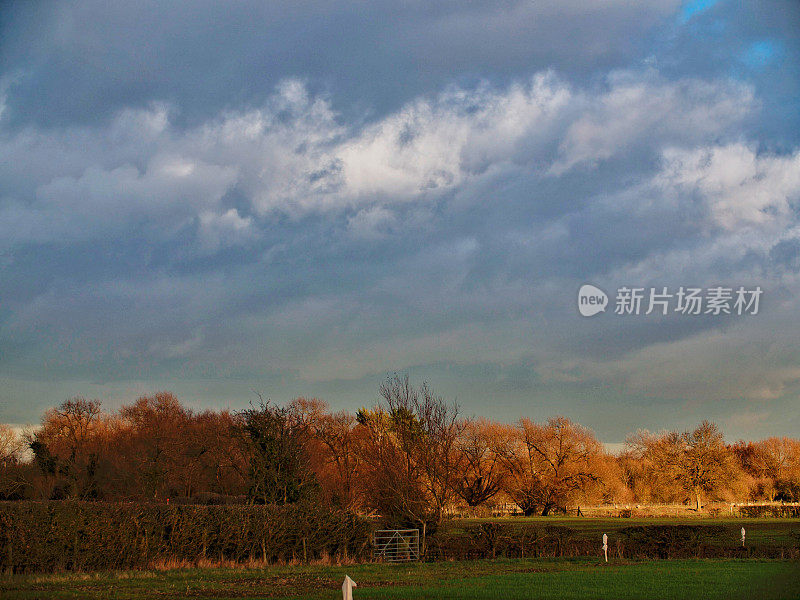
<box><xmin>198</xmin><ymin>208</ymin><xmax>255</xmax><ymax>251</ymax></box>
<box><xmin>336</xmin><ymin>74</ymin><xmax>571</xmax><ymax>199</ymax></box>
<box><xmin>347</xmin><ymin>206</ymin><xmax>396</xmax><ymax>239</ymax></box>
<box><xmin>658</xmin><ymin>144</ymin><xmax>800</xmax><ymax>230</ymax></box>
<box><xmin>19</xmin><ymin>156</ymin><xmax>238</xmax><ymax>243</ymax></box>
<box><xmin>174</xmin><ymin>70</ymin><xmax>751</xmax><ymax>217</ymax></box>
<box><xmin>0</xmin><ymin>69</ymin><xmax>762</xmax><ymax>251</ymax></box>
<box><xmin>551</xmin><ymin>72</ymin><xmax>755</xmax><ymax>174</ymax></box>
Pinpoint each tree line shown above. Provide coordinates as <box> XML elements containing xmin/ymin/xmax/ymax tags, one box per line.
<box><xmin>1</xmin><ymin>375</ymin><xmax>798</xmax><ymax>526</ymax></box>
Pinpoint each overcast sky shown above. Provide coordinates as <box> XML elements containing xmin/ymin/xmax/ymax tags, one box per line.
<box><xmin>1</xmin><ymin>0</ymin><xmax>799</xmax><ymax>442</ymax></box>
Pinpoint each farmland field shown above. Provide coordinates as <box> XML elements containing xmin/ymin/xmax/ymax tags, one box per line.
<box><xmin>449</xmin><ymin>516</ymin><xmax>800</xmax><ymax>547</ymax></box>
<box><xmin>2</xmin><ymin>516</ymin><xmax>799</xmax><ymax>598</ymax></box>
<box><xmin>1</xmin><ymin>558</ymin><xmax>799</xmax><ymax>600</ymax></box>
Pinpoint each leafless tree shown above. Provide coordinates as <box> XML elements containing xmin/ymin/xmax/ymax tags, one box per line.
<box><xmin>500</xmin><ymin>417</ymin><xmax>603</xmax><ymax>515</ymax></box>
<box><xmin>454</xmin><ymin>418</ymin><xmax>509</xmax><ymax>507</ymax></box>
<box><xmin>629</xmin><ymin>421</ymin><xmax>738</xmax><ymax>510</ymax></box>
<box><xmin>379</xmin><ymin>374</ymin><xmax>467</xmax><ymax>522</ymax></box>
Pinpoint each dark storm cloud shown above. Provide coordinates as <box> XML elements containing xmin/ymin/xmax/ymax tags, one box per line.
<box><xmin>1</xmin><ymin>0</ymin><xmax>799</xmax><ymax>442</ymax></box>
<box><xmin>1</xmin><ymin>0</ymin><xmax>678</xmax><ymax>128</ymax></box>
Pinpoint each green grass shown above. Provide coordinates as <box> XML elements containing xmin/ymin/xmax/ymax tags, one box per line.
<box><xmin>2</xmin><ymin>519</ymin><xmax>798</xmax><ymax>598</ymax></box>
<box><xmin>451</xmin><ymin>517</ymin><xmax>800</xmax><ymax>546</ymax></box>
<box><xmin>2</xmin><ymin>558</ymin><xmax>799</xmax><ymax>600</ymax></box>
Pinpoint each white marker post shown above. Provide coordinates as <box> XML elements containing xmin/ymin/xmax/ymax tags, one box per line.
<box><xmin>342</xmin><ymin>575</ymin><xmax>357</xmax><ymax>600</ymax></box>
<box><xmin>602</xmin><ymin>533</ymin><xmax>608</xmax><ymax>563</ymax></box>
<box><xmin>741</xmin><ymin>527</ymin><xmax>745</xmax><ymax>548</ymax></box>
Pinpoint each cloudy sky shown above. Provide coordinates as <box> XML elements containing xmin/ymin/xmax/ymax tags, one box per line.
<box><xmin>1</xmin><ymin>0</ymin><xmax>799</xmax><ymax>443</ymax></box>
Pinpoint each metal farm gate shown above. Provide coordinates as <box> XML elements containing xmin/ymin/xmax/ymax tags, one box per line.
<box><xmin>372</xmin><ymin>529</ymin><xmax>420</xmax><ymax>562</ymax></box>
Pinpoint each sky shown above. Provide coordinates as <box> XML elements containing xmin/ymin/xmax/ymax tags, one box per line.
<box><xmin>1</xmin><ymin>0</ymin><xmax>799</xmax><ymax>443</ymax></box>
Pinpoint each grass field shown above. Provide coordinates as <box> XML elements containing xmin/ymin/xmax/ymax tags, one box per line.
<box><xmin>2</xmin><ymin>558</ymin><xmax>799</xmax><ymax>600</ymax></box>
<box><xmin>450</xmin><ymin>516</ymin><xmax>800</xmax><ymax>547</ymax></box>
<box><xmin>2</xmin><ymin>518</ymin><xmax>798</xmax><ymax>599</ymax></box>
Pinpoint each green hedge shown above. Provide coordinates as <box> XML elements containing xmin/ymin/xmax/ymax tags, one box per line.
<box><xmin>738</xmin><ymin>505</ymin><xmax>800</xmax><ymax>518</ymax></box>
<box><xmin>3</xmin><ymin>504</ymin><xmax>798</xmax><ymax>573</ymax></box>
<box><xmin>427</xmin><ymin>523</ymin><xmax>800</xmax><ymax>561</ymax></box>
<box><xmin>618</xmin><ymin>525</ymin><xmax>726</xmax><ymax>559</ymax></box>
<box><xmin>0</xmin><ymin>501</ymin><xmax>372</xmax><ymax>573</ymax></box>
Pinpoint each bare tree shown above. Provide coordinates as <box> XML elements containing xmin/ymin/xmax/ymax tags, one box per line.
<box><xmin>629</xmin><ymin>421</ymin><xmax>738</xmax><ymax>510</ymax></box>
<box><xmin>500</xmin><ymin>417</ymin><xmax>603</xmax><ymax>515</ymax></box>
<box><xmin>454</xmin><ymin>418</ymin><xmax>509</xmax><ymax>507</ymax></box>
<box><xmin>119</xmin><ymin>392</ymin><xmax>190</xmax><ymax>500</ymax></box>
<box><xmin>746</xmin><ymin>437</ymin><xmax>800</xmax><ymax>501</ymax></box>
<box><xmin>0</xmin><ymin>424</ymin><xmax>28</xmax><ymax>499</ymax></box>
<box><xmin>29</xmin><ymin>397</ymin><xmax>103</xmax><ymax>499</ymax></box>
<box><xmin>0</xmin><ymin>424</ymin><xmax>23</xmax><ymax>466</ymax></box>
<box><xmin>313</xmin><ymin>410</ymin><xmax>363</xmax><ymax>509</ymax></box>
<box><xmin>378</xmin><ymin>374</ymin><xmax>467</xmax><ymax>522</ymax></box>
<box><xmin>356</xmin><ymin>404</ymin><xmax>429</xmax><ymax>528</ymax></box>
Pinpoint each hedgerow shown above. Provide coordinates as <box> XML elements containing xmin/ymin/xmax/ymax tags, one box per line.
<box><xmin>0</xmin><ymin>501</ymin><xmax>372</xmax><ymax>573</ymax></box>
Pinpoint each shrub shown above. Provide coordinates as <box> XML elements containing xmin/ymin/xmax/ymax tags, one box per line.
<box><xmin>619</xmin><ymin>525</ymin><xmax>726</xmax><ymax>559</ymax></box>
<box><xmin>739</xmin><ymin>505</ymin><xmax>800</xmax><ymax>518</ymax></box>
<box><xmin>426</xmin><ymin>522</ymin><xmax>797</xmax><ymax>561</ymax></box>
<box><xmin>0</xmin><ymin>501</ymin><xmax>372</xmax><ymax>573</ymax></box>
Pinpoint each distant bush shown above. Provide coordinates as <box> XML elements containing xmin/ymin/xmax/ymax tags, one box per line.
<box><xmin>427</xmin><ymin>522</ymin><xmax>798</xmax><ymax>561</ymax></box>
<box><xmin>738</xmin><ymin>505</ymin><xmax>800</xmax><ymax>518</ymax></box>
<box><xmin>429</xmin><ymin>524</ymin><xmax>596</xmax><ymax>560</ymax></box>
<box><xmin>0</xmin><ymin>501</ymin><xmax>372</xmax><ymax>573</ymax></box>
<box><xmin>618</xmin><ymin>525</ymin><xmax>726</xmax><ymax>559</ymax></box>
